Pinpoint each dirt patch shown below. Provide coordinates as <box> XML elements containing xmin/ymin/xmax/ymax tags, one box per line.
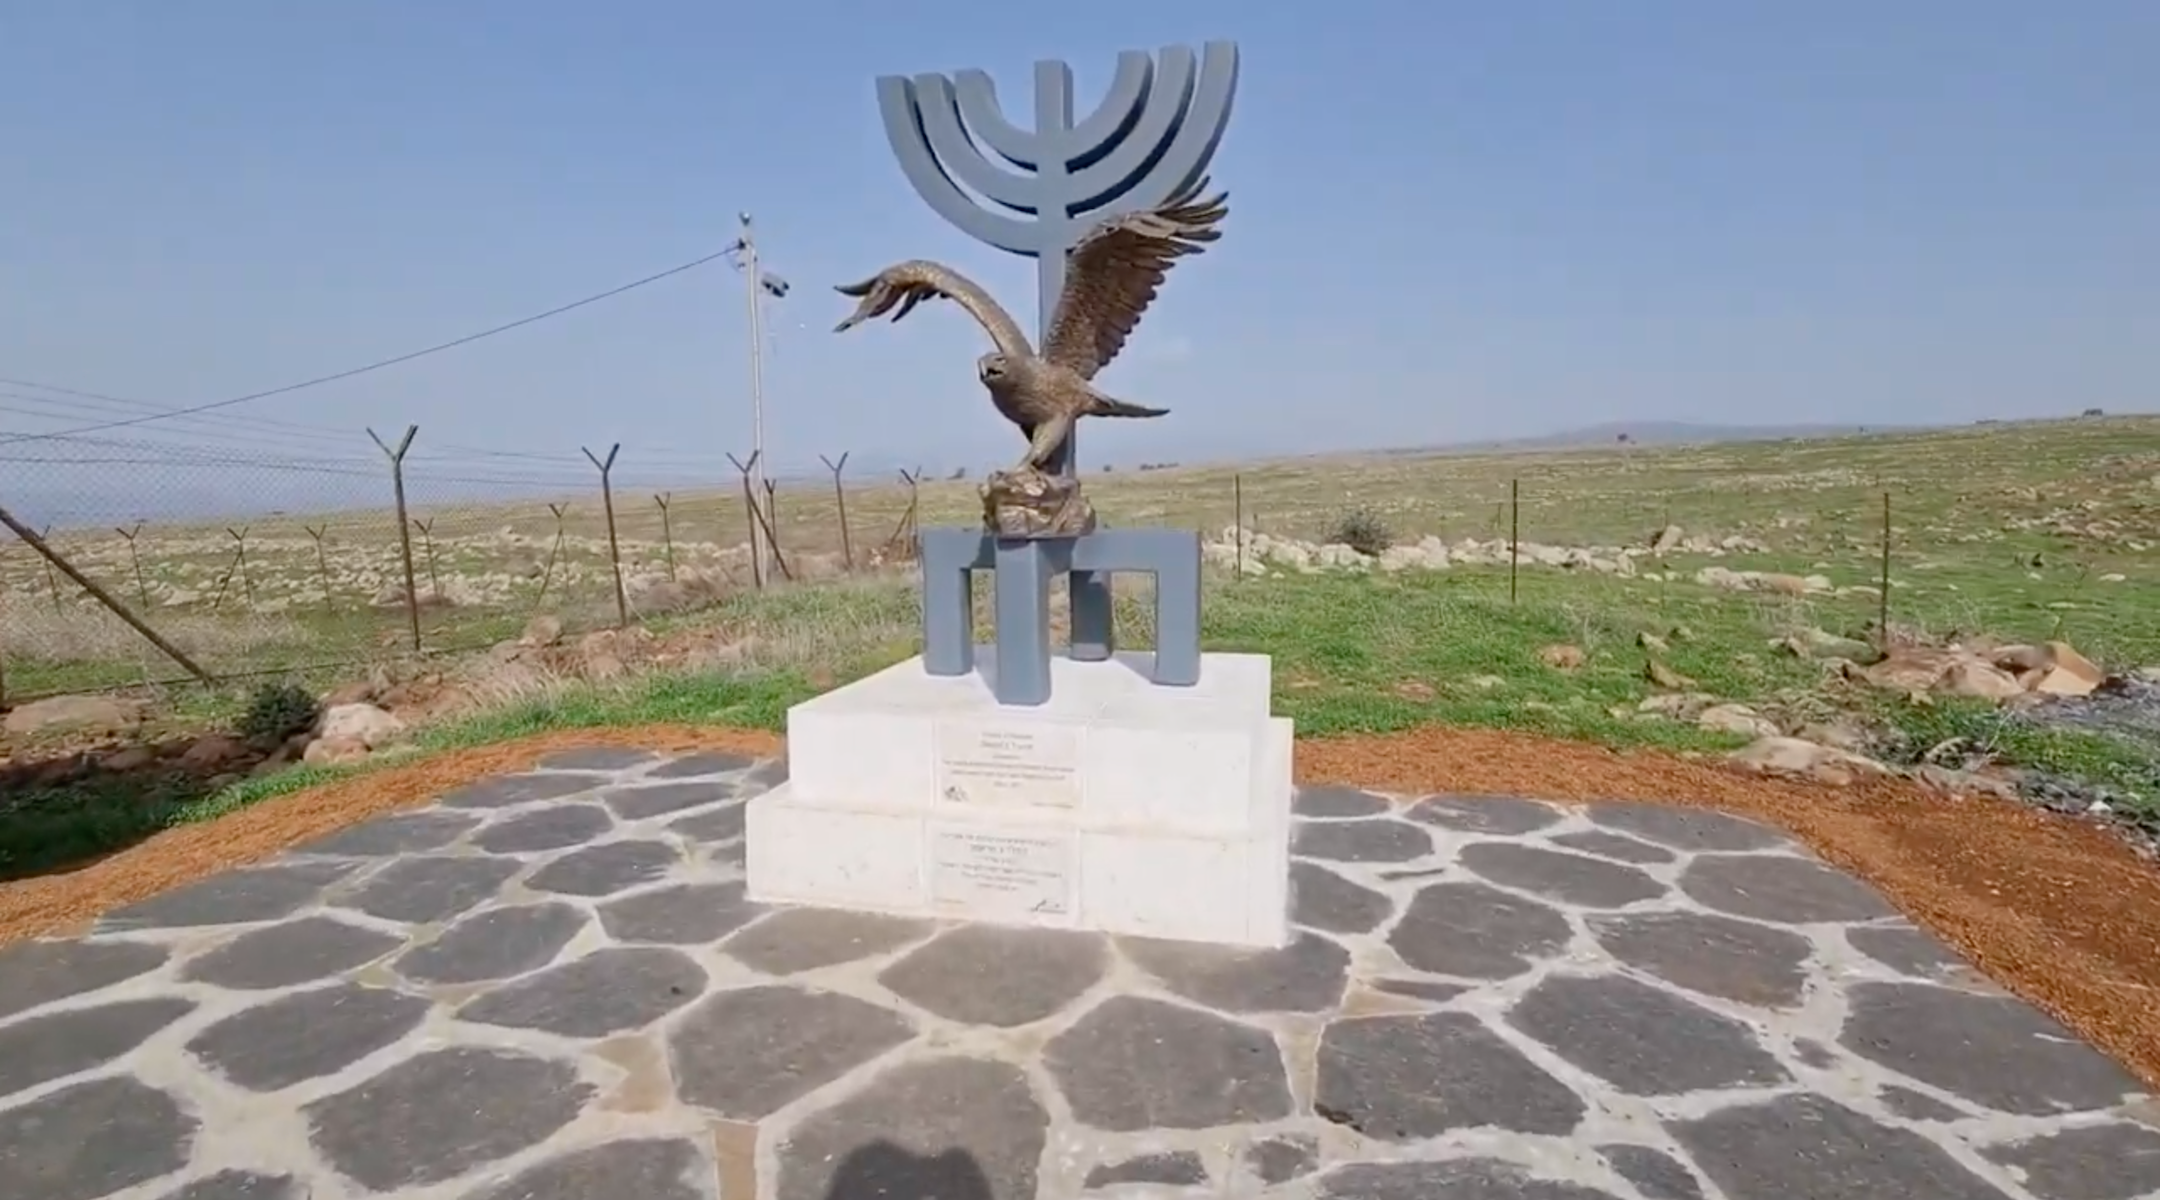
<box><xmin>0</xmin><ymin>727</ymin><xmax>781</xmax><ymax>944</ymax></box>
<box><xmin>3</xmin><ymin>722</ymin><xmax>2156</xmax><ymax>1092</ymax></box>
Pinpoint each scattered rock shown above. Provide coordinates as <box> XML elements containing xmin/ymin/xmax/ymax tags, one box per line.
<box><xmin>1539</xmin><ymin>644</ymin><xmax>1585</xmax><ymax>671</ymax></box>
<box><xmin>1638</xmin><ymin>692</ymin><xmax>1713</xmax><ymax>719</ymax></box>
<box><xmin>1942</xmin><ymin>660</ymin><xmax>2025</xmax><ymax>702</ymax></box>
<box><xmin>100</xmin><ymin>745</ymin><xmax>157</xmax><ymax>772</ymax></box>
<box><xmin>3</xmin><ymin>694</ymin><xmax>145</xmax><ymax>738</ymax></box>
<box><xmin>1913</xmin><ymin>765</ymin><xmax>2024</xmax><ymax>803</ymax></box>
<box><xmin>1695</xmin><ymin>566</ymin><xmax>1831</xmax><ymax>596</ymax></box>
<box><xmin>1646</xmin><ymin>659</ymin><xmax>1697</xmax><ymax>690</ymax></box>
<box><xmin>520</xmin><ymin>615</ymin><xmax>564</xmax><ymax>647</ymax></box>
<box><xmin>1729</xmin><ymin>737</ymin><xmax>1888</xmax><ymax>786</ymax></box>
<box><xmin>180</xmin><ymin>735</ymin><xmax>246</xmax><ymax>770</ymax></box>
<box><xmin>1796</xmin><ymin>719</ymin><xmax>1872</xmax><ymax>753</ymax></box>
<box><xmin>317</xmin><ymin>703</ymin><xmax>404</xmax><ymax>750</ymax></box>
<box><xmin>2031</xmin><ymin>665</ymin><xmax>2100</xmax><ymax>698</ymax></box>
<box><xmin>1860</xmin><ymin>648</ymin><xmax>1960</xmax><ymax>694</ymax></box>
<box><xmin>1851</xmin><ymin>638</ymin><xmax>2113</xmax><ymax>708</ymax></box>
<box><xmin>1990</xmin><ymin>644</ymin><xmax>2051</xmax><ymax>673</ymax></box>
<box><xmin>1697</xmin><ymin>704</ymin><xmax>1779</xmax><ymax>739</ymax></box>
<box><xmin>319</xmin><ymin>680</ymin><xmax>377</xmax><ymax>708</ymax></box>
<box><xmin>2045</xmin><ymin>640</ymin><xmax>2105</xmax><ymax>688</ymax></box>
<box><xmin>303</xmin><ymin>737</ymin><xmax>370</xmax><ymax>767</ymax></box>
<box><xmin>1775</xmin><ymin>627</ymin><xmax>1877</xmax><ymax>662</ymax></box>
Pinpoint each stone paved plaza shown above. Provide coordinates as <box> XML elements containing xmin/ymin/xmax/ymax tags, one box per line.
<box><xmin>3</xmin><ymin>745</ymin><xmax>2158</xmax><ymax>1200</ymax></box>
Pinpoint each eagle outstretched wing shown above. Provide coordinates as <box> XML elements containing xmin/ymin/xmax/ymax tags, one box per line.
<box><xmin>1040</xmin><ymin>179</ymin><xmax>1228</xmax><ymax>381</ymax></box>
<box><xmin>833</xmin><ymin>260</ymin><xmax>1034</xmax><ymax>359</ymax></box>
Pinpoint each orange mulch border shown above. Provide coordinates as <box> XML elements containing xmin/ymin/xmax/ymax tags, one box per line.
<box><xmin>4</xmin><ymin>723</ymin><xmax>2156</xmax><ymax>1092</ymax></box>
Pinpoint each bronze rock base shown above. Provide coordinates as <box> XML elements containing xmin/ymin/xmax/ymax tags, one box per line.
<box><xmin>980</xmin><ymin>468</ymin><xmax>1098</xmax><ymax>539</ymax></box>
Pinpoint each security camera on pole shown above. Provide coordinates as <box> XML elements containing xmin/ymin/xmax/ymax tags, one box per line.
<box><xmin>729</xmin><ymin>214</ymin><xmax>792</xmax><ymax>580</ymax></box>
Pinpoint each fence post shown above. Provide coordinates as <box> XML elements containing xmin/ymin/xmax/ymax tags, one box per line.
<box><xmin>756</xmin><ymin>478</ymin><xmax>793</xmax><ymax>582</ymax></box>
<box><xmin>115</xmin><ymin>521</ymin><xmax>150</xmax><ymax>607</ymax></box>
<box><xmin>1877</xmin><ymin>491</ymin><xmax>1892</xmax><ymax>646</ymax></box>
<box><xmin>1509</xmin><ymin>478</ymin><xmax>1521</xmax><ymax>605</ymax></box>
<box><xmin>726</xmin><ymin>452</ymin><xmax>792</xmax><ymax>584</ymax></box>
<box><xmin>227</xmin><ymin>526</ymin><xmax>255</xmax><ymax>609</ymax></box>
<box><xmin>1233</xmin><ymin>473</ymin><xmax>1244</xmax><ymax>579</ymax></box>
<box><xmin>820</xmin><ymin>452</ymin><xmax>853</xmax><ymax>569</ymax></box>
<box><xmin>304</xmin><ymin>524</ymin><xmax>336</xmax><ymax>613</ymax></box>
<box><xmin>533</xmin><ymin>502</ymin><xmax>569</xmax><ymax>611</ymax></box>
<box><xmin>582</xmin><ymin>443</ymin><xmax>630</xmax><ymax>628</ymax></box>
<box><xmin>208</xmin><ymin>529</ymin><xmax>243</xmax><ymax>610</ymax></box>
<box><xmin>884</xmin><ymin>467</ymin><xmax>923</xmax><ymax>561</ymax></box>
<box><xmin>368</xmin><ymin>424</ymin><xmax>423</xmax><ymax>652</ymax></box>
<box><xmin>727</xmin><ymin>452</ymin><xmax>766</xmax><ymax>589</ymax></box>
<box><xmin>0</xmin><ymin>502</ymin><xmax>215</xmax><ymax>683</ymax></box>
<box><xmin>36</xmin><ymin>525</ymin><xmax>61</xmax><ymax>612</ymax></box>
<box><xmin>653</xmin><ymin>492</ymin><xmax>678</xmax><ymax>581</ymax></box>
<box><xmin>411</xmin><ymin>517</ymin><xmax>441</xmax><ymax>602</ymax></box>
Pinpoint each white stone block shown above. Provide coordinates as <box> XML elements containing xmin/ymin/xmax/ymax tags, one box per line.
<box><xmin>746</xmin><ymin>653</ymin><xmax>1294</xmax><ymax>948</ymax></box>
<box><xmin>785</xmin><ymin>651</ymin><xmax>1278</xmax><ymax>836</ymax></box>
<box><xmin>743</xmin><ymin>802</ymin><xmax>923</xmax><ymax>912</ymax></box>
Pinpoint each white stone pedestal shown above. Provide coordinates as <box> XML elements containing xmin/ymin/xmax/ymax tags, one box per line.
<box><xmin>745</xmin><ymin>650</ymin><xmax>1293</xmax><ymax>948</ymax></box>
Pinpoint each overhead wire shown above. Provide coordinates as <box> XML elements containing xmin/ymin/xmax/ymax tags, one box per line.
<box><xmin>0</xmin><ymin>380</ymin><xmax>764</xmax><ymax>472</ymax></box>
<box><xmin>0</xmin><ymin>247</ymin><xmax>737</xmax><ymax>445</ymax></box>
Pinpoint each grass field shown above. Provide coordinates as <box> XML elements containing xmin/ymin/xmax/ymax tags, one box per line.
<box><xmin>3</xmin><ymin>415</ymin><xmax>2157</xmax><ymax>876</ymax></box>
<box><xmin>7</xmin><ymin>414</ymin><xmax>2156</xmax><ymax>695</ymax></box>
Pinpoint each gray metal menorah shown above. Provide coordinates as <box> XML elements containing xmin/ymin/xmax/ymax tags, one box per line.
<box><xmin>875</xmin><ymin>41</ymin><xmax>1238</xmax><ymax>706</ymax></box>
<box><xmin>877</xmin><ymin>39</ymin><xmax>1238</xmax><ymax>477</ymax></box>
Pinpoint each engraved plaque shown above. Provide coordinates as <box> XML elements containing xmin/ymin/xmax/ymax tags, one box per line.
<box><xmin>929</xmin><ymin>826</ymin><xmax>1076</xmax><ymax>919</ymax></box>
<box><xmin>935</xmin><ymin>720</ymin><xmax>1083</xmax><ymax>808</ymax></box>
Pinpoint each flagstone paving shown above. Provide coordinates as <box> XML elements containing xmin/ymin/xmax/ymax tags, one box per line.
<box><xmin>3</xmin><ymin>747</ymin><xmax>2158</xmax><ymax>1200</ymax></box>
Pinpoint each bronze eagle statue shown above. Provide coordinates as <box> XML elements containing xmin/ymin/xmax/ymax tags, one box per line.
<box><xmin>832</xmin><ymin>178</ymin><xmax>1227</xmax><ymax>474</ymax></box>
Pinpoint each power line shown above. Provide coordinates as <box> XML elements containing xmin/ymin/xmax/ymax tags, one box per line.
<box><xmin>0</xmin><ymin>247</ymin><xmax>734</xmax><ymax>445</ymax></box>
<box><xmin>0</xmin><ymin>392</ymin><xmax>382</xmax><ymax>458</ymax></box>
<box><xmin>0</xmin><ymin>384</ymin><xmax>765</xmax><ymax>470</ymax></box>
<box><xmin>0</xmin><ymin>379</ymin><xmax>365</xmax><ymax>439</ymax></box>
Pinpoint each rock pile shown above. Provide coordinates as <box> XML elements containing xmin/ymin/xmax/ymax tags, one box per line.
<box><xmin>1843</xmin><ymin>638</ymin><xmax>2108</xmax><ymax>703</ymax></box>
<box><xmin>0</xmin><ymin>692</ymin><xmax>409</xmax><ymax>791</ymax></box>
<box><xmin>1202</xmin><ymin>528</ymin><xmax>1646</xmax><ymax>578</ymax></box>
<box><xmin>1199</xmin><ymin>524</ymin><xmax>1882</xmax><ymax>599</ymax></box>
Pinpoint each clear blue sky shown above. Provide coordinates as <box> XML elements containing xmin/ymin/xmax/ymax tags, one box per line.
<box><xmin>1</xmin><ymin>1</ymin><xmax>2153</xmax><ymax>518</ymax></box>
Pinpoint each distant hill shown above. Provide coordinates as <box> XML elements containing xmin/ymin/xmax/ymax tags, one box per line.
<box><xmin>1392</xmin><ymin>419</ymin><xmax>1936</xmax><ymax>456</ymax></box>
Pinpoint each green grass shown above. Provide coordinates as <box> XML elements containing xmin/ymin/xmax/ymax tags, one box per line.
<box><xmin>11</xmin><ymin>413</ymin><xmax>2157</xmax><ymax>693</ymax></box>
<box><xmin>9</xmin><ymin>557</ymin><xmax>2158</xmax><ymax>880</ymax></box>
<box><xmin>0</xmin><ymin>667</ymin><xmax>817</xmax><ymax>880</ymax></box>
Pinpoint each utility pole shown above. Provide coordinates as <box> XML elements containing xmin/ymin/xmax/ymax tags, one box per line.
<box><xmin>736</xmin><ymin>212</ymin><xmax>772</xmax><ymax>575</ymax></box>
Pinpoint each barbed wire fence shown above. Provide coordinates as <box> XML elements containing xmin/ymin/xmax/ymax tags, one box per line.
<box><xmin>0</xmin><ymin>437</ymin><xmax>1945</xmax><ymax>707</ymax></box>
<box><xmin>0</xmin><ymin>416</ymin><xmax>924</xmax><ymax>705</ymax></box>
<box><xmin>3</xmin><ymin>410</ymin><xmax>2142</xmax><ymax>708</ymax></box>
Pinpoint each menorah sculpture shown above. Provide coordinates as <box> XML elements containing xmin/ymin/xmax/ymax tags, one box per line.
<box><xmin>858</xmin><ymin>40</ymin><xmax>1240</xmax><ymax>707</ymax></box>
<box><xmin>833</xmin><ymin>179</ymin><xmax>1227</xmax><ymax>533</ymax></box>
<box><xmin>747</xmin><ymin>41</ymin><xmax>1292</xmax><ymax>951</ymax></box>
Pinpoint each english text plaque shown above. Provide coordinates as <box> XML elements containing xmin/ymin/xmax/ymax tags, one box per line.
<box><xmin>934</xmin><ymin>720</ymin><xmax>1083</xmax><ymax>807</ymax></box>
